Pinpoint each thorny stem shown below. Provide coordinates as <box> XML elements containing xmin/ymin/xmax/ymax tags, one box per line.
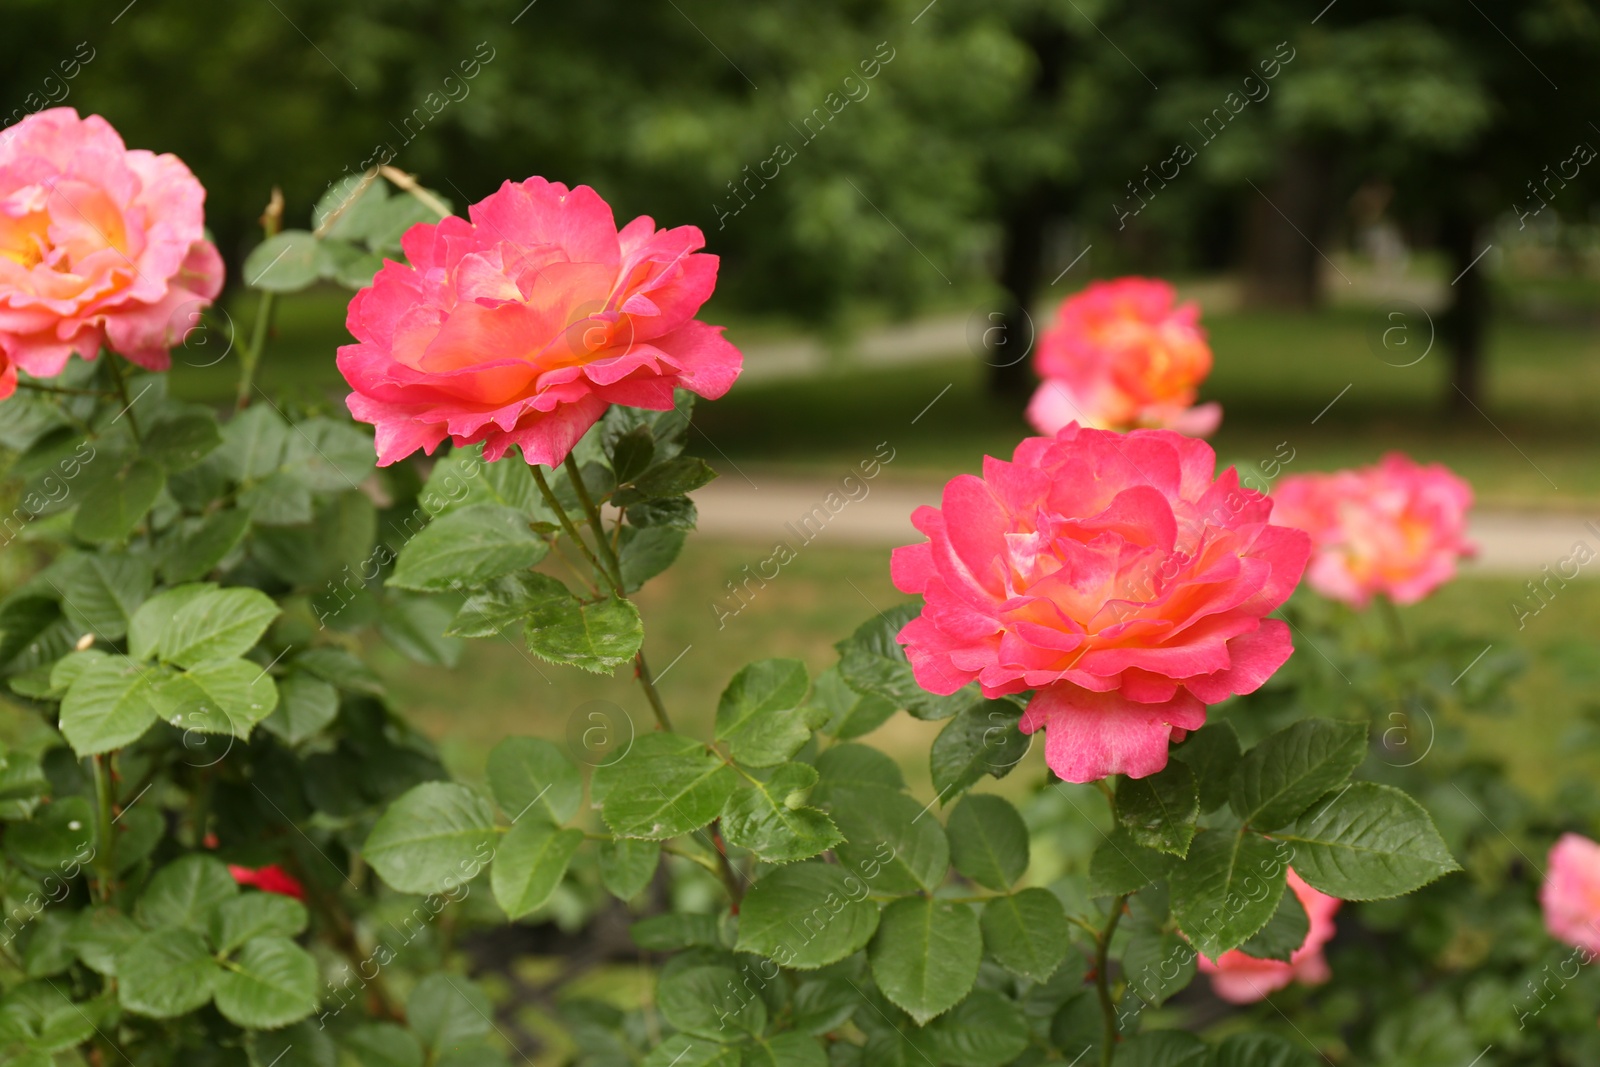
<box><xmin>1097</xmin><ymin>893</ymin><xmax>1130</xmax><ymax>1067</ymax></box>
<box><xmin>531</xmin><ymin>465</ymin><xmax>618</xmax><ymax>597</ymax></box>
<box><xmin>235</xmin><ymin>290</ymin><xmax>276</xmax><ymax>411</ymax></box>
<box><xmin>91</xmin><ymin>755</ymin><xmax>116</xmax><ymax>903</ymax></box>
<box><xmin>711</xmin><ymin>824</ymin><xmax>744</xmax><ymax>909</ymax></box>
<box><xmin>1376</xmin><ymin>593</ymin><xmax>1408</xmax><ymax>653</ymax></box>
<box><xmin>106</xmin><ymin>356</ymin><xmax>140</xmax><ymax>441</ymax></box>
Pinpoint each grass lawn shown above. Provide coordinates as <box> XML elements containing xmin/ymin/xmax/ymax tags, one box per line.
<box><xmin>380</xmin><ymin>537</ymin><xmax>1600</xmax><ymax>804</ymax></box>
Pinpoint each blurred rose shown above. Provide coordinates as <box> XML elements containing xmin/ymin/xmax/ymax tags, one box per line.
<box><xmin>1198</xmin><ymin>869</ymin><xmax>1342</xmax><ymax>1003</ymax></box>
<box><xmin>1026</xmin><ymin>277</ymin><xmax>1220</xmax><ymax>437</ymax></box>
<box><xmin>891</xmin><ymin>424</ymin><xmax>1308</xmax><ymax>782</ymax></box>
<box><xmin>229</xmin><ymin>863</ymin><xmax>306</xmax><ymax>900</ymax></box>
<box><xmin>1271</xmin><ymin>453</ymin><xmax>1474</xmax><ymax>608</ymax></box>
<box><xmin>338</xmin><ymin>176</ymin><xmax>742</xmax><ymax>468</ymax></box>
<box><xmin>1541</xmin><ymin>833</ymin><xmax>1600</xmax><ymax>954</ymax></box>
<box><xmin>0</xmin><ymin>108</ymin><xmax>224</xmax><ymax>398</ymax></box>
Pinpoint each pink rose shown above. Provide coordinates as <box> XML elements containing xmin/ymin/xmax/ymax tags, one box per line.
<box><xmin>1271</xmin><ymin>453</ymin><xmax>1474</xmax><ymax>608</ymax></box>
<box><xmin>1198</xmin><ymin>869</ymin><xmax>1342</xmax><ymax>1003</ymax></box>
<box><xmin>1541</xmin><ymin>833</ymin><xmax>1600</xmax><ymax>954</ymax></box>
<box><xmin>0</xmin><ymin>108</ymin><xmax>224</xmax><ymax>396</ymax></box>
<box><xmin>1026</xmin><ymin>277</ymin><xmax>1221</xmax><ymax>438</ymax></box>
<box><xmin>337</xmin><ymin>176</ymin><xmax>742</xmax><ymax>468</ymax></box>
<box><xmin>891</xmin><ymin>424</ymin><xmax>1309</xmax><ymax>783</ymax></box>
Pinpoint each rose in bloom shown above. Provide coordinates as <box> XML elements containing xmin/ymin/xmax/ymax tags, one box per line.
<box><xmin>1026</xmin><ymin>277</ymin><xmax>1221</xmax><ymax>438</ymax></box>
<box><xmin>1198</xmin><ymin>869</ymin><xmax>1341</xmax><ymax>1003</ymax></box>
<box><xmin>892</xmin><ymin>424</ymin><xmax>1309</xmax><ymax>782</ymax></box>
<box><xmin>1271</xmin><ymin>454</ymin><xmax>1474</xmax><ymax>608</ymax></box>
<box><xmin>1541</xmin><ymin>833</ymin><xmax>1600</xmax><ymax>954</ymax></box>
<box><xmin>229</xmin><ymin>863</ymin><xmax>306</xmax><ymax>900</ymax></box>
<box><xmin>0</xmin><ymin>108</ymin><xmax>224</xmax><ymax>399</ymax></box>
<box><xmin>338</xmin><ymin>176</ymin><xmax>742</xmax><ymax>468</ymax></box>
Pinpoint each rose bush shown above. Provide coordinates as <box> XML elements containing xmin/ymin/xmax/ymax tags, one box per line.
<box><xmin>0</xmin><ymin>115</ymin><xmax>1547</xmax><ymax>1067</ymax></box>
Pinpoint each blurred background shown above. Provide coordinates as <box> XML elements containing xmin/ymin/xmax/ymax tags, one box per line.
<box><xmin>4</xmin><ymin>2</ymin><xmax>1600</xmax><ymax>1036</ymax></box>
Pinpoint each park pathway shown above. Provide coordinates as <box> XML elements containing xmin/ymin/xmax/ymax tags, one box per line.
<box><xmin>693</xmin><ymin>475</ymin><xmax>1596</xmax><ymax>578</ymax></box>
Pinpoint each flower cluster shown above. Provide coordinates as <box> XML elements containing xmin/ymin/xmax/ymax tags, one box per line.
<box><xmin>892</xmin><ymin>424</ymin><xmax>1309</xmax><ymax>783</ymax></box>
<box><xmin>1027</xmin><ymin>277</ymin><xmax>1220</xmax><ymax>438</ymax></box>
<box><xmin>0</xmin><ymin>107</ymin><xmax>223</xmax><ymax>398</ymax></box>
<box><xmin>1271</xmin><ymin>453</ymin><xmax>1475</xmax><ymax>608</ymax></box>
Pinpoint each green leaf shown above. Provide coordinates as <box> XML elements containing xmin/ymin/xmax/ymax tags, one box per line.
<box><xmin>1210</xmin><ymin>1033</ymin><xmax>1321</xmax><ymax>1067</ymax></box>
<box><xmin>490</xmin><ymin>821</ymin><xmax>583</xmax><ymax>919</ymax></box>
<box><xmin>643</xmin><ymin>1036</ymin><xmax>741</xmax><ymax>1067</ymax></box>
<box><xmin>447</xmin><ymin>572</ymin><xmax>567</xmax><ymax>638</ymax></box>
<box><xmin>1114</xmin><ymin>1030</ymin><xmax>1209</xmax><ymax>1067</ymax></box>
<box><xmin>618</xmin><ymin>526</ymin><xmax>685</xmax><ymax>592</ymax></box>
<box><xmin>4</xmin><ymin>796</ymin><xmax>93</xmax><ymax>871</ymax></box>
<box><xmin>210</xmin><ymin>894</ymin><xmax>309</xmax><ymax>955</ymax></box>
<box><xmin>811</xmin><ymin>743</ymin><xmax>904</xmax><ymax>796</ymax></box>
<box><xmin>152</xmin><ymin>659</ymin><xmax>280</xmax><ymax>737</ymax></box>
<box><xmin>791</xmin><ymin>977</ymin><xmax>858</xmax><ymax>1036</ymax></box>
<box><xmin>869</xmin><ymin>896</ymin><xmax>982</xmax><ymax>1025</ymax></box>
<box><xmin>524</xmin><ymin>594</ymin><xmax>643</xmax><ymax>674</ymax></box>
<box><xmin>608</xmin><ymin>425</ymin><xmax>655</xmax><ymax>482</ymax></box>
<box><xmin>240</xmin><ymin>470</ymin><xmax>312</xmax><ymax>524</ymax></box>
<box><xmin>1089</xmin><ymin>824</ymin><xmax>1172</xmax><ymax>897</ymax></box>
<box><xmin>363</xmin><ymin>782</ymin><xmax>496</xmax><ymax>895</ymax></box>
<box><xmin>598</xmin><ymin>838</ymin><xmax>660</xmax><ymax>901</ymax></box>
<box><xmin>342</xmin><ymin>1024</ymin><xmax>424</xmax><ymax>1067</ymax></box>
<box><xmin>1116</xmin><ymin>761</ymin><xmax>1199</xmax><ymax>857</ymax></box>
<box><xmin>58</xmin><ymin>656</ymin><xmax>161</xmax><ymax>756</ymax></box>
<box><xmin>368</xmin><ymin>194</ymin><xmax>448</xmax><ymax>254</ymax></box>
<box><xmin>294</xmin><ymin>646</ymin><xmax>385</xmax><ymax>695</ymax></box>
<box><xmin>626</xmin><ymin>495</ymin><xmax>698</xmax><ymax>530</ymax></box>
<box><xmin>809</xmin><ymin>666</ymin><xmax>896</xmax><ymax>740</ymax></box>
<box><xmin>715</xmin><ymin>659</ymin><xmax>819</xmax><ymax>768</ymax></box>
<box><xmin>261</xmin><ymin>671</ymin><xmax>339</xmax><ymax>745</ymax></box>
<box><xmin>136</xmin><ymin>855</ymin><xmax>239</xmax><ymax>931</ymax></box>
<box><xmin>742</xmin><ymin>1033</ymin><xmax>828</xmax><ymax>1067</ymax></box>
<box><xmin>313</xmin><ymin>173</ymin><xmax>390</xmax><ymax>240</ymax></box>
<box><xmin>929</xmin><ymin>699</ymin><xmax>1029</xmax><ymax>798</ymax></box>
<box><xmin>282</xmin><ymin>417</ymin><xmax>377</xmax><ymax>490</ymax></box>
<box><xmin>1170</xmin><ymin>828</ymin><xmax>1288</xmax><ymax>959</ymax></box>
<box><xmin>159</xmin><ymin>509</ymin><xmax>251</xmax><ymax>583</ymax></box>
<box><xmin>420</xmin><ymin>444</ymin><xmax>544</xmax><ymax>519</ymax></box>
<box><xmin>116</xmin><ymin>929</ymin><xmax>218</xmax><ymax>1018</ymax></box>
<box><xmin>0</xmin><ymin>981</ymin><xmax>97</xmax><ymax>1052</ymax></box>
<box><xmin>613</xmin><ymin>455</ymin><xmax>717</xmax><ymax>506</ymax></box>
<box><xmin>1237</xmin><ymin>884</ymin><xmax>1309</xmax><ymax>962</ymax></box>
<box><xmin>630</xmin><ymin>913</ymin><xmax>724</xmax><ymax>951</ymax></box>
<box><xmin>379</xmin><ymin>593</ymin><xmax>462</xmax><ymax>667</ymax></box>
<box><xmin>72</xmin><ymin>458</ymin><xmax>164</xmax><ymax>542</ymax></box>
<box><xmin>248</xmin><ymin>1021</ymin><xmax>337</xmax><ymax>1067</ymax></box>
<box><xmin>319</xmin><ymin>238</ymin><xmax>387</xmax><ymax>288</ymax></box>
<box><xmin>216</xmin><ymin>406</ymin><xmax>288</xmax><ymax>481</ymax></box>
<box><xmin>143</xmin><ymin>410</ymin><xmax>222</xmax><ymax>471</ymax></box>
<box><xmin>925</xmin><ymin>988</ymin><xmax>1029</xmax><ymax>1067</ymax></box>
<box><xmin>68</xmin><ymin>907</ymin><xmax>142</xmax><ymax>976</ymax></box>
<box><xmin>946</xmin><ymin>794</ymin><xmax>1028</xmax><ymax>891</ymax></box>
<box><xmin>823</xmin><ymin>784</ymin><xmax>949</xmax><ymax>893</ymax></box>
<box><xmin>659</xmin><ymin>964</ymin><xmax>766</xmax><ymax>1041</ymax></box>
<box><xmin>1122</xmin><ymin>914</ymin><xmax>1196</xmax><ymax>1009</ymax></box>
<box><xmin>595</xmin><ymin>733</ymin><xmax>738</xmax><ymax>840</ymax></box>
<box><xmin>979</xmin><ymin>888</ymin><xmax>1072</xmax><ymax>982</ymax></box>
<box><xmin>389</xmin><ymin>504</ymin><xmax>547</xmax><ymax>593</ymax></box>
<box><xmin>58</xmin><ymin>552</ymin><xmax>151</xmax><ymax>643</ymax></box>
<box><xmin>245</xmin><ymin>230</ymin><xmax>321</xmax><ymax>292</ymax></box>
<box><xmin>1229</xmin><ymin>718</ymin><xmax>1368</xmax><ymax>831</ymax></box>
<box><xmin>736</xmin><ymin>861</ymin><xmax>882</xmax><ymax>969</ymax></box>
<box><xmin>214</xmin><ymin>936</ymin><xmax>319</xmax><ymax>1029</ymax></box>
<box><xmin>835</xmin><ymin>605</ymin><xmax>978</xmax><ymax>721</ymax></box>
<box><xmin>720</xmin><ymin>762</ymin><xmax>843</xmax><ymax>863</ymax></box>
<box><xmin>487</xmin><ymin>736</ymin><xmax>582</xmax><ymax>825</ymax></box>
<box><xmin>157</xmin><ymin>587</ymin><xmax>280</xmax><ymax>668</ymax></box>
<box><xmin>1275</xmin><ymin>781</ymin><xmax>1460</xmax><ymax>900</ymax></box>
<box><xmin>408</xmin><ymin>974</ymin><xmax>491</xmax><ymax>1057</ymax></box>
<box><xmin>127</xmin><ymin>584</ymin><xmax>214</xmax><ymax>661</ymax></box>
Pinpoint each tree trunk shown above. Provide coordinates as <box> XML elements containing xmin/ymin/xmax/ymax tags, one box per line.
<box><xmin>989</xmin><ymin>194</ymin><xmax>1049</xmax><ymax>397</ymax></box>
<box><xmin>1440</xmin><ymin>212</ymin><xmax>1488</xmax><ymax>411</ymax></box>
<box><xmin>1240</xmin><ymin>145</ymin><xmax>1331</xmax><ymax>308</ymax></box>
